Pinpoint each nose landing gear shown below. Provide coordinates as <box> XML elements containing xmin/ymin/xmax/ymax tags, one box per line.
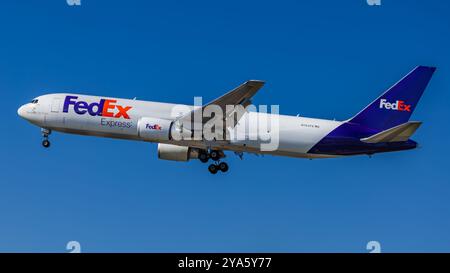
<box><xmin>41</xmin><ymin>128</ymin><xmax>51</xmax><ymax>148</ymax></box>
<box><xmin>42</xmin><ymin>139</ymin><xmax>50</xmax><ymax>148</ymax></box>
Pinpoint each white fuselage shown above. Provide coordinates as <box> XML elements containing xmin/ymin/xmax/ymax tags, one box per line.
<box><xmin>18</xmin><ymin>93</ymin><xmax>343</xmax><ymax>158</ymax></box>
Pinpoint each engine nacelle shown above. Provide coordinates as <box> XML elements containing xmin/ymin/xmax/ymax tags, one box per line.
<box><xmin>138</xmin><ymin>117</ymin><xmax>173</xmax><ymax>142</ymax></box>
<box><xmin>157</xmin><ymin>143</ymin><xmax>199</xmax><ymax>162</ymax></box>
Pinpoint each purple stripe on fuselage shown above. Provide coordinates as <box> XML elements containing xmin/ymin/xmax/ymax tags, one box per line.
<box><xmin>308</xmin><ymin>122</ymin><xmax>417</xmax><ymax>156</ymax></box>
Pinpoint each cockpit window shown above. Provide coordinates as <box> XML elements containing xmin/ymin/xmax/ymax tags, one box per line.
<box><xmin>30</xmin><ymin>99</ymin><xmax>39</xmax><ymax>104</ymax></box>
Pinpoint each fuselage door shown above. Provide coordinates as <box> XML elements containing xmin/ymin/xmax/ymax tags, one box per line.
<box><xmin>51</xmin><ymin>98</ymin><xmax>61</xmax><ymax>113</ymax></box>
<box><xmin>44</xmin><ymin>98</ymin><xmax>65</xmax><ymax>128</ymax></box>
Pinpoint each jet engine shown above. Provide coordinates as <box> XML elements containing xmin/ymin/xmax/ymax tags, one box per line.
<box><xmin>137</xmin><ymin>117</ymin><xmax>174</xmax><ymax>141</ymax></box>
<box><xmin>157</xmin><ymin>143</ymin><xmax>199</xmax><ymax>162</ymax></box>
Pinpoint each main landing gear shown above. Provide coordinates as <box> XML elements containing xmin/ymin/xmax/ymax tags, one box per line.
<box><xmin>41</xmin><ymin>128</ymin><xmax>51</xmax><ymax>148</ymax></box>
<box><xmin>199</xmin><ymin>149</ymin><xmax>229</xmax><ymax>174</ymax></box>
<box><xmin>207</xmin><ymin>161</ymin><xmax>229</xmax><ymax>174</ymax></box>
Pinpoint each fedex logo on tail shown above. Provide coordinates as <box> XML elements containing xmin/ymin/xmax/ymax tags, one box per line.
<box><xmin>63</xmin><ymin>96</ymin><xmax>132</xmax><ymax>119</ymax></box>
<box><xmin>379</xmin><ymin>99</ymin><xmax>411</xmax><ymax>112</ymax></box>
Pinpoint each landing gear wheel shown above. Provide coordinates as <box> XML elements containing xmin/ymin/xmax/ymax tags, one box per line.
<box><xmin>218</xmin><ymin>162</ymin><xmax>229</xmax><ymax>173</ymax></box>
<box><xmin>41</xmin><ymin>128</ymin><xmax>52</xmax><ymax>148</ymax></box>
<box><xmin>210</xmin><ymin>150</ymin><xmax>220</xmax><ymax>161</ymax></box>
<box><xmin>199</xmin><ymin>152</ymin><xmax>209</xmax><ymax>163</ymax></box>
<box><xmin>42</xmin><ymin>139</ymin><xmax>50</xmax><ymax>148</ymax></box>
<box><xmin>208</xmin><ymin>164</ymin><xmax>218</xmax><ymax>174</ymax></box>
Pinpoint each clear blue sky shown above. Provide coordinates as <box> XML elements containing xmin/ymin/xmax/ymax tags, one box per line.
<box><xmin>1</xmin><ymin>0</ymin><xmax>449</xmax><ymax>252</ymax></box>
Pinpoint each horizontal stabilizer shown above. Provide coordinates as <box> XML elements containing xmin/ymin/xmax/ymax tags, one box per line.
<box><xmin>360</xmin><ymin>121</ymin><xmax>422</xmax><ymax>143</ymax></box>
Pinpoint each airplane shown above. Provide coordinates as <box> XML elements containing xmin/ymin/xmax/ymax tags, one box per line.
<box><xmin>18</xmin><ymin>66</ymin><xmax>436</xmax><ymax>174</ymax></box>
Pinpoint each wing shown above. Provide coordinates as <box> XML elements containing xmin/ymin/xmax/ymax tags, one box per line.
<box><xmin>204</xmin><ymin>80</ymin><xmax>265</xmax><ymax>114</ymax></box>
<box><xmin>178</xmin><ymin>80</ymin><xmax>265</xmax><ymax>130</ymax></box>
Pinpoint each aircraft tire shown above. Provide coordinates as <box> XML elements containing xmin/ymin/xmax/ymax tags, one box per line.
<box><xmin>219</xmin><ymin>162</ymin><xmax>229</xmax><ymax>172</ymax></box>
<box><xmin>42</xmin><ymin>139</ymin><xmax>50</xmax><ymax>148</ymax></box>
<box><xmin>210</xmin><ymin>150</ymin><xmax>220</xmax><ymax>161</ymax></box>
<box><xmin>199</xmin><ymin>152</ymin><xmax>209</xmax><ymax>163</ymax></box>
<box><xmin>208</xmin><ymin>164</ymin><xmax>218</xmax><ymax>174</ymax></box>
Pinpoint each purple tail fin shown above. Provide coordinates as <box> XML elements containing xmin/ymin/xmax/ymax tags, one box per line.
<box><xmin>349</xmin><ymin>66</ymin><xmax>436</xmax><ymax>131</ymax></box>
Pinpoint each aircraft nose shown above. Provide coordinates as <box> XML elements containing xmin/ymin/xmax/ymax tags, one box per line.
<box><xmin>17</xmin><ymin>105</ymin><xmax>27</xmax><ymax>119</ymax></box>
